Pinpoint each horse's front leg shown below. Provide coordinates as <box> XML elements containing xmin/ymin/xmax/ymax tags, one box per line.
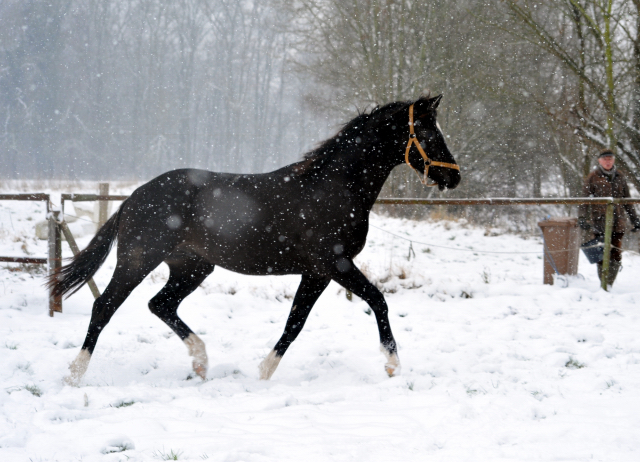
<box><xmin>330</xmin><ymin>258</ymin><xmax>400</xmax><ymax>377</ymax></box>
<box><xmin>259</xmin><ymin>274</ymin><xmax>330</xmax><ymax>380</ymax></box>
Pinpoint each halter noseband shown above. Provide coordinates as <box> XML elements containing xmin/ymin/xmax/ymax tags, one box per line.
<box><xmin>405</xmin><ymin>104</ymin><xmax>460</xmax><ymax>186</ymax></box>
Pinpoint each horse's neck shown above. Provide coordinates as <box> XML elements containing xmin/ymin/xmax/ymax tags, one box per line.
<box><xmin>324</xmin><ymin>147</ymin><xmax>398</xmax><ymax>211</ymax></box>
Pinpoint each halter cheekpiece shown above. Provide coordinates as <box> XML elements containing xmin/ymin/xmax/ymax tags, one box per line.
<box><xmin>405</xmin><ymin>104</ymin><xmax>460</xmax><ymax>186</ymax></box>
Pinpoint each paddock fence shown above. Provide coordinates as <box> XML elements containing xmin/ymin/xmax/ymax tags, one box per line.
<box><xmin>0</xmin><ymin>193</ymin><xmax>56</xmax><ymax>314</ymax></box>
<box><xmin>376</xmin><ymin>198</ymin><xmax>640</xmax><ymax>291</ymax></box>
<box><xmin>2</xmin><ymin>192</ymin><xmax>639</xmax><ymax>316</ymax></box>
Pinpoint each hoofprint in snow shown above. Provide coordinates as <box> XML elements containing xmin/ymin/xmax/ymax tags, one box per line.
<box><xmin>2</xmin><ymin>194</ymin><xmax>640</xmax><ymax>462</ymax></box>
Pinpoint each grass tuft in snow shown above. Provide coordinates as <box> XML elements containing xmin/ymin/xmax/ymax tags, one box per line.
<box><xmin>16</xmin><ymin>362</ymin><xmax>32</xmax><ymax>374</ymax></box>
<box><xmin>565</xmin><ymin>357</ymin><xmax>586</xmax><ymax>369</ymax></box>
<box><xmin>480</xmin><ymin>267</ymin><xmax>492</xmax><ymax>284</ymax></box>
<box><xmin>4</xmin><ymin>342</ymin><xmax>18</xmax><ymax>350</ymax></box>
<box><xmin>103</xmin><ymin>442</ymin><xmax>132</xmax><ymax>454</ymax></box>
<box><xmin>154</xmin><ymin>448</ymin><xmax>183</xmax><ymax>460</ymax></box>
<box><xmin>112</xmin><ymin>400</ymin><xmax>136</xmax><ymax>408</ymax></box>
<box><xmin>531</xmin><ymin>391</ymin><xmax>546</xmax><ymax>401</ymax></box>
<box><xmin>358</xmin><ymin>260</ymin><xmax>423</xmax><ymax>293</ymax></box>
<box><xmin>24</xmin><ymin>384</ymin><xmax>42</xmax><ymax>397</ymax></box>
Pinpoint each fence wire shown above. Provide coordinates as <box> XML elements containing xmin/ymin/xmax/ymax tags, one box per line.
<box><xmin>369</xmin><ymin>224</ymin><xmax>640</xmax><ymax>257</ymax></box>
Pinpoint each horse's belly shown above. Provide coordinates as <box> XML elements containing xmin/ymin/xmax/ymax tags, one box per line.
<box><xmin>195</xmin><ymin>232</ymin><xmax>304</xmax><ymax>276</ymax></box>
<box><xmin>214</xmin><ymin>252</ymin><xmax>303</xmax><ymax>276</ymax></box>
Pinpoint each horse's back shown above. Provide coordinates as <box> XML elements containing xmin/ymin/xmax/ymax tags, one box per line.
<box><xmin>115</xmin><ymin>169</ymin><xmax>304</xmax><ymax>274</ymax></box>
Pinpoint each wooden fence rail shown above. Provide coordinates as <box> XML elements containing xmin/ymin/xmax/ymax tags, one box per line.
<box><xmin>0</xmin><ymin>193</ymin><xmax>50</xmax><ymax>202</ymax></box>
<box><xmin>0</xmin><ymin>256</ymin><xmax>48</xmax><ymax>264</ymax></box>
<box><xmin>375</xmin><ymin>197</ymin><xmax>640</xmax><ymax>206</ymax></box>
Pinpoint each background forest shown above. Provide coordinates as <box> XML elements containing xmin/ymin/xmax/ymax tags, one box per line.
<box><xmin>1</xmin><ymin>0</ymin><xmax>639</xmax><ymax>203</ymax></box>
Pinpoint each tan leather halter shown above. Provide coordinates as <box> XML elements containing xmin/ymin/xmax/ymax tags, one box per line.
<box><xmin>405</xmin><ymin>104</ymin><xmax>460</xmax><ymax>186</ymax></box>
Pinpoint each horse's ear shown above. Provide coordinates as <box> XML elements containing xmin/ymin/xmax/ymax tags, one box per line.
<box><xmin>430</xmin><ymin>94</ymin><xmax>443</xmax><ymax>109</ymax></box>
<box><xmin>413</xmin><ymin>94</ymin><xmax>443</xmax><ymax>118</ymax></box>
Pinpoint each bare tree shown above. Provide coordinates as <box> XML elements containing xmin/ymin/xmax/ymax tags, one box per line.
<box><xmin>0</xmin><ymin>0</ymin><xmax>318</xmax><ymax>180</ymax></box>
<box><xmin>502</xmin><ymin>0</ymin><xmax>640</xmax><ymax>189</ymax></box>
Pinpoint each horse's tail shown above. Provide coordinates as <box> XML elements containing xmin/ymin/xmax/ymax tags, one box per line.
<box><xmin>47</xmin><ymin>202</ymin><xmax>126</xmax><ymax>298</ymax></box>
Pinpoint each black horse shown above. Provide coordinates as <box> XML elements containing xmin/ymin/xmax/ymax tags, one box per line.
<box><xmin>50</xmin><ymin>95</ymin><xmax>460</xmax><ymax>385</ymax></box>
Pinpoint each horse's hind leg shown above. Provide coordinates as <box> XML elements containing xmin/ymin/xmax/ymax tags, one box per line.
<box><xmin>148</xmin><ymin>253</ymin><xmax>215</xmax><ymax>379</ymax></box>
<box><xmin>65</xmin><ymin>258</ymin><xmax>162</xmax><ymax>386</ymax></box>
<box><xmin>259</xmin><ymin>274</ymin><xmax>330</xmax><ymax>380</ymax></box>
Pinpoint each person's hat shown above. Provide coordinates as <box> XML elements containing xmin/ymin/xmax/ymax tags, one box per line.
<box><xmin>598</xmin><ymin>148</ymin><xmax>614</xmax><ymax>158</ymax></box>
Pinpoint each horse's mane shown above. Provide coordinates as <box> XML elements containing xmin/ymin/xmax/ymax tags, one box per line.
<box><xmin>303</xmin><ymin>101</ymin><xmax>407</xmax><ymax>163</ymax></box>
<box><xmin>289</xmin><ymin>95</ymin><xmax>434</xmax><ymax>176</ymax></box>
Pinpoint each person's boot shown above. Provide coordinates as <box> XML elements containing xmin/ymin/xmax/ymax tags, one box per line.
<box><xmin>607</xmin><ymin>260</ymin><xmax>621</xmax><ymax>287</ymax></box>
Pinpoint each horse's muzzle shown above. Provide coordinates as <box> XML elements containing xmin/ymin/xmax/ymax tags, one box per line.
<box><xmin>439</xmin><ymin>169</ymin><xmax>461</xmax><ymax>191</ymax></box>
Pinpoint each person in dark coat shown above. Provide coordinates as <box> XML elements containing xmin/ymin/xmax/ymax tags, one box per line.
<box><xmin>578</xmin><ymin>149</ymin><xmax>640</xmax><ymax>286</ymax></box>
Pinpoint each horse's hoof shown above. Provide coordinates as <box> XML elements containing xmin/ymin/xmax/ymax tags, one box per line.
<box><xmin>64</xmin><ymin>349</ymin><xmax>91</xmax><ymax>386</ymax></box>
<box><xmin>385</xmin><ymin>363</ymin><xmax>401</xmax><ymax>377</ymax></box>
<box><xmin>380</xmin><ymin>345</ymin><xmax>401</xmax><ymax>377</ymax></box>
<box><xmin>185</xmin><ymin>334</ymin><xmax>208</xmax><ymax>380</ymax></box>
<box><xmin>63</xmin><ymin>375</ymin><xmax>80</xmax><ymax>387</ymax></box>
<box><xmin>193</xmin><ymin>363</ymin><xmax>207</xmax><ymax>380</ymax></box>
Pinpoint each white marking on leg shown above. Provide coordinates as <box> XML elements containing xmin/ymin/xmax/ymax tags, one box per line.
<box><xmin>184</xmin><ymin>334</ymin><xmax>208</xmax><ymax>380</ymax></box>
<box><xmin>259</xmin><ymin>349</ymin><xmax>282</xmax><ymax>380</ymax></box>
<box><xmin>380</xmin><ymin>344</ymin><xmax>401</xmax><ymax>377</ymax></box>
<box><xmin>64</xmin><ymin>349</ymin><xmax>91</xmax><ymax>386</ymax></box>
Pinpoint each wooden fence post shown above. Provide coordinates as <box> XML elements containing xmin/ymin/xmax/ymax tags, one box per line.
<box><xmin>48</xmin><ymin>210</ymin><xmax>62</xmax><ymax>316</ymax></box>
<box><xmin>98</xmin><ymin>183</ymin><xmax>109</xmax><ymax>229</ymax></box>
<box><xmin>601</xmin><ymin>202</ymin><xmax>614</xmax><ymax>291</ymax></box>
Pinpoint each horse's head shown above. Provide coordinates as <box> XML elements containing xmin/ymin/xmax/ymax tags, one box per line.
<box><xmin>403</xmin><ymin>95</ymin><xmax>461</xmax><ymax>191</ymax></box>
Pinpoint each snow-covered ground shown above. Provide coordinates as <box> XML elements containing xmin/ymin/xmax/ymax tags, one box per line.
<box><xmin>1</xmin><ymin>188</ymin><xmax>640</xmax><ymax>462</ymax></box>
